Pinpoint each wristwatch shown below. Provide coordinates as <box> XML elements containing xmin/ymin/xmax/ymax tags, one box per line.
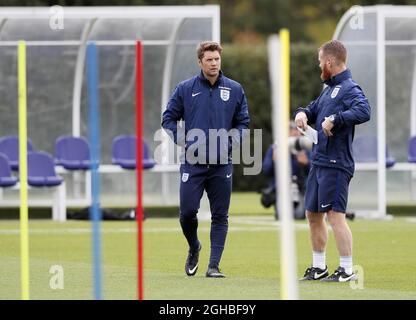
<box><xmin>328</xmin><ymin>114</ymin><xmax>335</xmax><ymax>124</ymax></box>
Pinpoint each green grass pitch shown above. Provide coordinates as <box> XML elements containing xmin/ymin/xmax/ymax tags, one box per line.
<box><xmin>0</xmin><ymin>193</ymin><xmax>416</xmax><ymax>300</ymax></box>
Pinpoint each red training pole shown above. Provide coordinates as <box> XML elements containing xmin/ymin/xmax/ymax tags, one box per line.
<box><xmin>136</xmin><ymin>41</ymin><xmax>144</xmax><ymax>300</ymax></box>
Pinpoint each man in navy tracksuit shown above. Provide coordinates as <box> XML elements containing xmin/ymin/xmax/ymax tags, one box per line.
<box><xmin>295</xmin><ymin>40</ymin><xmax>370</xmax><ymax>282</ymax></box>
<box><xmin>162</xmin><ymin>41</ymin><xmax>250</xmax><ymax>278</ymax></box>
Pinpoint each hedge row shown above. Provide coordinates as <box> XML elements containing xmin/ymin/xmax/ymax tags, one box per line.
<box><xmin>222</xmin><ymin>43</ymin><xmax>323</xmax><ymax>191</ymax></box>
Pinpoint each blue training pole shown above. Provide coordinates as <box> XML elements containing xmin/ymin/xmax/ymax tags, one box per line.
<box><xmin>87</xmin><ymin>42</ymin><xmax>103</xmax><ymax>300</ymax></box>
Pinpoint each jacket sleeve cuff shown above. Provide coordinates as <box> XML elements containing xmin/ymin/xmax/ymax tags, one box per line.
<box><xmin>333</xmin><ymin>112</ymin><xmax>343</xmax><ymax>128</ymax></box>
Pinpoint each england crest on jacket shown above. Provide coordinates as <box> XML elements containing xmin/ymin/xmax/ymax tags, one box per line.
<box><xmin>220</xmin><ymin>89</ymin><xmax>230</xmax><ymax>101</ymax></box>
<box><xmin>331</xmin><ymin>85</ymin><xmax>341</xmax><ymax>98</ymax></box>
<box><xmin>182</xmin><ymin>173</ymin><xmax>189</xmax><ymax>182</ymax></box>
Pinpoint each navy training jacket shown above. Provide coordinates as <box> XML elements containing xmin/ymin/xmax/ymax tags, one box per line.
<box><xmin>162</xmin><ymin>71</ymin><xmax>250</xmax><ymax>164</ymax></box>
<box><xmin>294</xmin><ymin>69</ymin><xmax>371</xmax><ymax>176</ymax></box>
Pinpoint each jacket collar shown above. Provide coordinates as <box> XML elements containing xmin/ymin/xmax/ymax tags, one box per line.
<box><xmin>198</xmin><ymin>70</ymin><xmax>223</xmax><ymax>87</ymax></box>
<box><xmin>323</xmin><ymin>68</ymin><xmax>351</xmax><ymax>86</ymax></box>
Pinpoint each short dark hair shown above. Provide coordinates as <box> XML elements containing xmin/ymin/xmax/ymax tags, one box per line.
<box><xmin>319</xmin><ymin>40</ymin><xmax>347</xmax><ymax>65</ymax></box>
<box><xmin>196</xmin><ymin>41</ymin><xmax>222</xmax><ymax>60</ymax></box>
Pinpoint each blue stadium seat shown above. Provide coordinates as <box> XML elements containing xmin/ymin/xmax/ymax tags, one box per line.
<box><xmin>408</xmin><ymin>136</ymin><xmax>416</xmax><ymax>163</ymax></box>
<box><xmin>27</xmin><ymin>151</ymin><xmax>67</xmax><ymax>221</ymax></box>
<box><xmin>386</xmin><ymin>154</ymin><xmax>396</xmax><ymax>168</ymax></box>
<box><xmin>0</xmin><ymin>152</ymin><xmax>18</xmax><ymax>187</ymax></box>
<box><xmin>54</xmin><ymin>135</ymin><xmax>91</xmax><ymax>170</ymax></box>
<box><xmin>28</xmin><ymin>151</ymin><xmax>63</xmax><ymax>187</ymax></box>
<box><xmin>0</xmin><ymin>135</ymin><xmax>34</xmax><ymax>171</ymax></box>
<box><xmin>353</xmin><ymin>136</ymin><xmax>395</xmax><ymax>168</ymax></box>
<box><xmin>112</xmin><ymin>135</ymin><xmax>156</xmax><ymax>170</ymax></box>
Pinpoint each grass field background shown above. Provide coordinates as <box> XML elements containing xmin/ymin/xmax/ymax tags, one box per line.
<box><xmin>0</xmin><ymin>193</ymin><xmax>416</xmax><ymax>300</ymax></box>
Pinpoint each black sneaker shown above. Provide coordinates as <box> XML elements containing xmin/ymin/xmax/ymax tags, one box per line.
<box><xmin>320</xmin><ymin>266</ymin><xmax>357</xmax><ymax>282</ymax></box>
<box><xmin>206</xmin><ymin>266</ymin><xmax>225</xmax><ymax>278</ymax></box>
<box><xmin>185</xmin><ymin>243</ymin><xmax>201</xmax><ymax>276</ymax></box>
<box><xmin>299</xmin><ymin>266</ymin><xmax>329</xmax><ymax>281</ymax></box>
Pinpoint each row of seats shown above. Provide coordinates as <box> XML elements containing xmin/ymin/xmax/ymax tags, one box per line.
<box><xmin>3</xmin><ymin>134</ymin><xmax>414</xmax><ymax>188</ymax></box>
<box><xmin>0</xmin><ymin>151</ymin><xmax>61</xmax><ymax>188</ymax></box>
<box><xmin>55</xmin><ymin>135</ymin><xmax>156</xmax><ymax>170</ymax></box>
<box><xmin>353</xmin><ymin>135</ymin><xmax>416</xmax><ymax>168</ymax></box>
<box><xmin>0</xmin><ymin>135</ymin><xmax>156</xmax><ymax>188</ymax></box>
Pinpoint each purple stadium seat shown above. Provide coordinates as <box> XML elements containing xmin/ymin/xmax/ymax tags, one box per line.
<box><xmin>408</xmin><ymin>136</ymin><xmax>416</xmax><ymax>163</ymax></box>
<box><xmin>0</xmin><ymin>152</ymin><xmax>18</xmax><ymax>187</ymax></box>
<box><xmin>112</xmin><ymin>135</ymin><xmax>156</xmax><ymax>170</ymax></box>
<box><xmin>0</xmin><ymin>135</ymin><xmax>34</xmax><ymax>170</ymax></box>
<box><xmin>353</xmin><ymin>136</ymin><xmax>395</xmax><ymax>168</ymax></box>
<box><xmin>55</xmin><ymin>135</ymin><xmax>91</xmax><ymax>170</ymax></box>
<box><xmin>386</xmin><ymin>151</ymin><xmax>396</xmax><ymax>168</ymax></box>
<box><xmin>28</xmin><ymin>151</ymin><xmax>63</xmax><ymax>187</ymax></box>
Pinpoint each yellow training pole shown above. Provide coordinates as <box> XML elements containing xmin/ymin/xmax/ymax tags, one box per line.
<box><xmin>281</xmin><ymin>29</ymin><xmax>290</xmax><ymax>115</ymax></box>
<box><xmin>18</xmin><ymin>40</ymin><xmax>30</xmax><ymax>300</ymax></box>
<box><xmin>278</xmin><ymin>29</ymin><xmax>298</xmax><ymax>300</ymax></box>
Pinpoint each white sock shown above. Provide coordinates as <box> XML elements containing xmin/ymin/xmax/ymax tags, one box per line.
<box><xmin>340</xmin><ymin>256</ymin><xmax>353</xmax><ymax>275</ymax></box>
<box><xmin>312</xmin><ymin>251</ymin><xmax>326</xmax><ymax>270</ymax></box>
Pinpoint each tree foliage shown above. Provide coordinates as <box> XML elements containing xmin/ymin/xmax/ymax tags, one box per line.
<box><xmin>3</xmin><ymin>0</ymin><xmax>416</xmax><ymax>44</ymax></box>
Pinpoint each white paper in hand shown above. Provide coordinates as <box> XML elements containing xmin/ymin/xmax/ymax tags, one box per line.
<box><xmin>297</xmin><ymin>125</ymin><xmax>318</xmax><ymax>144</ymax></box>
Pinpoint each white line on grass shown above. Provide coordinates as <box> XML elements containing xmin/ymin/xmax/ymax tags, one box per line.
<box><xmin>0</xmin><ymin>224</ymin><xmax>308</xmax><ymax>236</ymax></box>
<box><xmin>230</xmin><ymin>216</ymin><xmax>309</xmax><ymax>230</ymax></box>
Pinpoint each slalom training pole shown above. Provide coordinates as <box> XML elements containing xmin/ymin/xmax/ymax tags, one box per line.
<box><xmin>277</xmin><ymin>29</ymin><xmax>298</xmax><ymax>300</ymax></box>
<box><xmin>136</xmin><ymin>41</ymin><xmax>144</xmax><ymax>301</ymax></box>
<box><xmin>18</xmin><ymin>40</ymin><xmax>30</xmax><ymax>300</ymax></box>
<box><xmin>86</xmin><ymin>42</ymin><xmax>103</xmax><ymax>300</ymax></box>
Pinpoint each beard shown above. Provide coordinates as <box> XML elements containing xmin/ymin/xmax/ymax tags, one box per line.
<box><xmin>320</xmin><ymin>64</ymin><xmax>331</xmax><ymax>81</ymax></box>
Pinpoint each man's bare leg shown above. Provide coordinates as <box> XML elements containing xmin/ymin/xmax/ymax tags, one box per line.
<box><xmin>327</xmin><ymin>210</ymin><xmax>353</xmax><ymax>275</ymax></box>
<box><xmin>305</xmin><ymin>211</ymin><xmax>328</xmax><ymax>277</ymax></box>
<box><xmin>327</xmin><ymin>210</ymin><xmax>352</xmax><ymax>256</ymax></box>
<box><xmin>306</xmin><ymin>211</ymin><xmax>327</xmax><ymax>253</ymax></box>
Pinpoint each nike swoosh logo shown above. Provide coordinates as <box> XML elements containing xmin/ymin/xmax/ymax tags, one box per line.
<box><xmin>188</xmin><ymin>264</ymin><xmax>198</xmax><ymax>274</ymax></box>
<box><xmin>192</xmin><ymin>92</ymin><xmax>202</xmax><ymax>97</ymax></box>
<box><xmin>314</xmin><ymin>270</ymin><xmax>327</xmax><ymax>279</ymax></box>
<box><xmin>226</xmin><ymin>174</ymin><xmax>232</xmax><ymax>178</ymax></box>
<box><xmin>339</xmin><ymin>274</ymin><xmax>356</xmax><ymax>282</ymax></box>
<box><xmin>321</xmin><ymin>204</ymin><xmax>331</xmax><ymax>208</ymax></box>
